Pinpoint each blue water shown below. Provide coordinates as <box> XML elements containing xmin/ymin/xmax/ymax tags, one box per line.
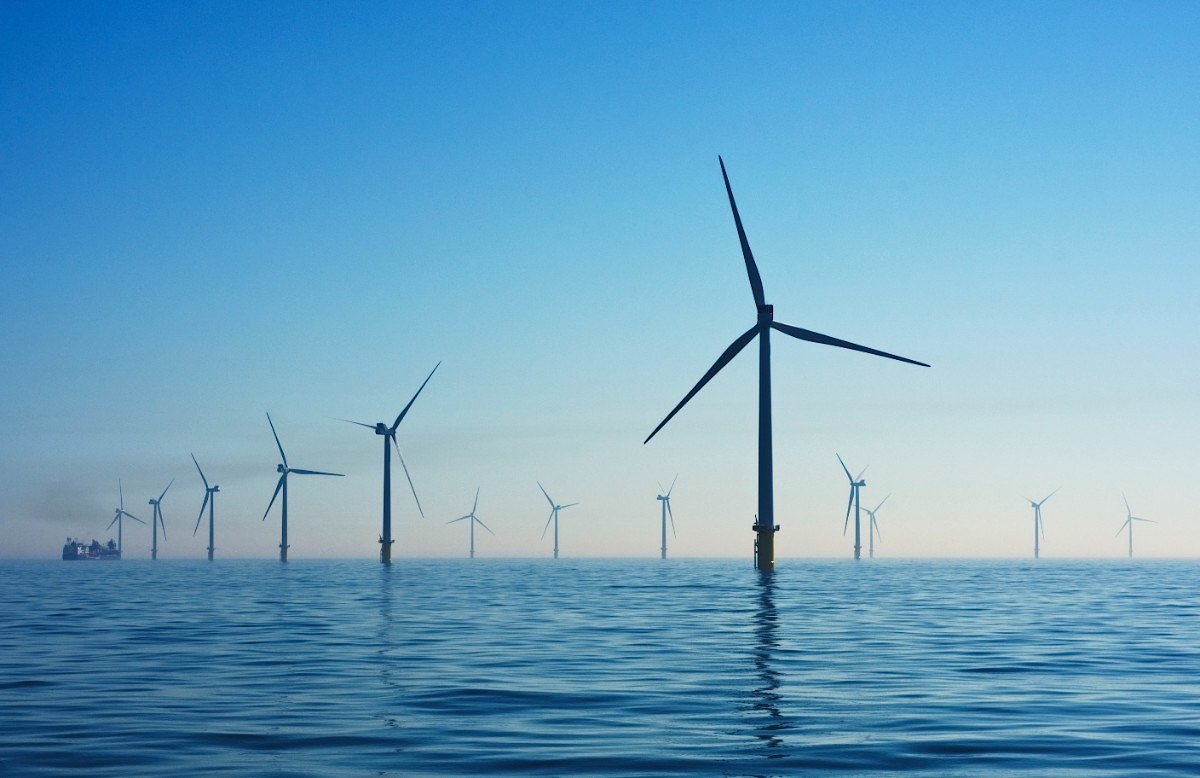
<box><xmin>2</xmin><ymin>558</ymin><xmax>1198</xmax><ymax>776</ymax></box>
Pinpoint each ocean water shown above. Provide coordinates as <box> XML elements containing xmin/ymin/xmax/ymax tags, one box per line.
<box><xmin>1</xmin><ymin>558</ymin><xmax>1198</xmax><ymax>776</ymax></box>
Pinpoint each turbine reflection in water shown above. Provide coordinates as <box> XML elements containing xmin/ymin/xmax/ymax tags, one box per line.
<box><xmin>749</xmin><ymin>571</ymin><xmax>789</xmax><ymax>760</ymax></box>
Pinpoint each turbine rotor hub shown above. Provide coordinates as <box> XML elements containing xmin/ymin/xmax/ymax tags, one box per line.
<box><xmin>757</xmin><ymin>304</ymin><xmax>774</xmax><ymax>325</ymax></box>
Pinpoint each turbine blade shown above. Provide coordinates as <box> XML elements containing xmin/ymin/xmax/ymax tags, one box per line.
<box><xmin>191</xmin><ymin>453</ymin><xmax>209</xmax><ymax>490</ymax></box>
<box><xmin>158</xmin><ymin>511</ymin><xmax>166</xmax><ymax>540</ymax></box>
<box><xmin>471</xmin><ymin>486</ymin><xmax>480</xmax><ymax>515</ymax></box>
<box><xmin>644</xmin><ymin>324</ymin><xmax>758</xmax><ymax>444</ymax></box>
<box><xmin>107</xmin><ymin>514</ymin><xmax>119</xmax><ymax>530</ymax></box>
<box><xmin>843</xmin><ymin>489</ymin><xmax>854</xmax><ymax>534</ymax></box>
<box><xmin>447</xmin><ymin>515</ymin><xmax>470</xmax><ymax>525</ymax></box>
<box><xmin>119</xmin><ymin>478</ymin><xmax>124</xmax><ymax>511</ymax></box>
<box><xmin>264</xmin><ymin>474</ymin><xmax>285</xmax><ymax>520</ymax></box>
<box><xmin>290</xmin><ymin>468</ymin><xmax>345</xmax><ymax>477</ymax></box>
<box><xmin>560</xmin><ymin>502</ymin><xmax>579</xmax><ymax>509</ymax></box>
<box><xmin>667</xmin><ymin>474</ymin><xmax>678</xmax><ymax>497</ymax></box>
<box><xmin>1133</xmin><ymin>517</ymin><xmax>1157</xmax><ymax>524</ymax></box>
<box><xmin>391</xmin><ymin>362</ymin><xmax>440</xmax><ymax>432</ymax></box>
<box><xmin>123</xmin><ymin>511</ymin><xmax>145</xmax><ymax>525</ymax></box>
<box><xmin>476</xmin><ymin>517</ymin><xmax>496</xmax><ymax>536</ymax></box>
<box><xmin>336</xmin><ymin>418</ymin><xmax>377</xmax><ymax>430</ymax></box>
<box><xmin>266</xmin><ymin>412</ymin><xmax>288</xmax><ymax>468</ymax></box>
<box><xmin>856</xmin><ymin>466</ymin><xmax>868</xmax><ymax>481</ymax></box>
<box><xmin>718</xmin><ymin>155</ymin><xmax>765</xmax><ymax>308</ymax></box>
<box><xmin>875</xmin><ymin>493</ymin><xmax>891</xmax><ymax>512</ymax></box>
<box><xmin>1041</xmin><ymin>487</ymin><xmax>1060</xmax><ymax>505</ymax></box>
<box><xmin>193</xmin><ymin>492</ymin><xmax>209</xmax><ymax>536</ymax></box>
<box><xmin>1115</xmin><ymin>518</ymin><xmax>1130</xmax><ymax>537</ymax></box>
<box><xmin>836</xmin><ymin>453</ymin><xmax>853</xmax><ymax>481</ymax></box>
<box><xmin>1123</xmin><ymin>493</ymin><xmax>1131</xmax><ymax>517</ymax></box>
<box><xmin>772</xmin><ymin>321</ymin><xmax>930</xmax><ymax>368</ymax></box>
<box><xmin>157</xmin><ymin>479</ymin><xmax>173</xmax><ymax>503</ymax></box>
<box><xmin>538</xmin><ymin>481</ymin><xmax>555</xmax><ymax>509</ymax></box>
<box><xmin>541</xmin><ymin>511</ymin><xmax>554</xmax><ymax>540</ymax></box>
<box><xmin>393</xmin><ymin>439</ymin><xmax>424</xmax><ymax>518</ymax></box>
<box><xmin>872</xmin><ymin>515</ymin><xmax>882</xmax><ymax>539</ymax></box>
<box><xmin>668</xmin><ymin>501</ymin><xmax>677</xmax><ymax>538</ymax></box>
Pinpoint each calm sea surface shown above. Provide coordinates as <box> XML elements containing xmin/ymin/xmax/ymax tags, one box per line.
<box><xmin>1</xmin><ymin>558</ymin><xmax>1198</xmax><ymax>776</ymax></box>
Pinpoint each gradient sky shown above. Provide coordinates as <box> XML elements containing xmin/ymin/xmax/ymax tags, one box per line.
<box><xmin>2</xmin><ymin>1</ymin><xmax>1197</xmax><ymax>560</ymax></box>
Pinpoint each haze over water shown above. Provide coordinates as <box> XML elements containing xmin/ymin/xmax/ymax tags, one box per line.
<box><xmin>3</xmin><ymin>557</ymin><xmax>1198</xmax><ymax>776</ymax></box>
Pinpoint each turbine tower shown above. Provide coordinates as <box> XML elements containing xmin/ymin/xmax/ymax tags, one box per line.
<box><xmin>838</xmin><ymin>454</ymin><xmax>868</xmax><ymax>560</ymax></box>
<box><xmin>862</xmin><ymin>494</ymin><xmax>890</xmax><ymax>559</ymax></box>
<box><xmin>263</xmin><ymin>413</ymin><xmax>344</xmax><ymax>562</ymax></box>
<box><xmin>191</xmin><ymin>454</ymin><xmax>220</xmax><ymax>561</ymax></box>
<box><xmin>106</xmin><ymin>479</ymin><xmax>145</xmax><ymax>555</ymax></box>
<box><xmin>1117</xmin><ymin>494</ymin><xmax>1156</xmax><ymax>558</ymax></box>
<box><xmin>538</xmin><ymin>482</ymin><xmax>578</xmax><ymax>559</ymax></box>
<box><xmin>644</xmin><ymin>156</ymin><xmax>929</xmax><ymax>572</ymax></box>
<box><xmin>148</xmin><ymin>480</ymin><xmax>172</xmax><ymax>560</ymax></box>
<box><xmin>656</xmin><ymin>476</ymin><xmax>678</xmax><ymax>559</ymax></box>
<box><xmin>447</xmin><ymin>487</ymin><xmax>494</xmax><ymax>558</ymax></box>
<box><xmin>1024</xmin><ymin>488</ymin><xmax>1058</xmax><ymax>559</ymax></box>
<box><xmin>340</xmin><ymin>363</ymin><xmax>439</xmax><ymax>564</ymax></box>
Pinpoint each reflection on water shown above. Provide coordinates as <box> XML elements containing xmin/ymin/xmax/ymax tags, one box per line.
<box><xmin>749</xmin><ymin>570</ymin><xmax>789</xmax><ymax>760</ymax></box>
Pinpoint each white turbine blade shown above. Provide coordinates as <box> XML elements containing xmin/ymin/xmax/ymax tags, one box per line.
<box><xmin>874</xmin><ymin>493</ymin><xmax>891</xmax><ymax>513</ymax></box>
<box><xmin>559</xmin><ymin>502</ymin><xmax>579</xmax><ymax>510</ymax></box>
<box><xmin>1132</xmin><ymin>517</ymin><xmax>1157</xmax><ymax>524</ymax></box>
<box><xmin>471</xmin><ymin>486</ymin><xmax>480</xmax><ymax>516</ymax></box>
<box><xmin>537</xmin><ymin>481</ymin><xmax>555</xmax><ymax>509</ymax></box>
<box><xmin>447</xmin><ymin>515</ymin><xmax>470</xmax><ymax>525</ymax></box>
<box><xmin>1123</xmin><ymin>492</ymin><xmax>1131</xmax><ymax>517</ymax></box>
<box><xmin>191</xmin><ymin>453</ymin><xmax>209</xmax><ymax>490</ymax></box>
<box><xmin>836</xmin><ymin>453</ymin><xmax>853</xmax><ymax>481</ymax></box>
<box><xmin>392</xmin><ymin>438</ymin><xmax>423</xmax><ymax>518</ymax></box>
<box><xmin>842</xmin><ymin>489</ymin><xmax>854</xmax><ymax>534</ymax></box>
<box><xmin>667</xmin><ymin>474</ymin><xmax>678</xmax><ymax>497</ymax></box>
<box><xmin>540</xmin><ymin>510</ymin><xmax>554</xmax><ymax>540</ymax></box>
<box><xmin>1040</xmin><ymin>487</ymin><xmax>1060</xmax><ymax>506</ymax></box>
<box><xmin>872</xmin><ymin>514</ymin><xmax>881</xmax><ymax>540</ymax></box>
<box><xmin>266</xmin><ymin>412</ymin><xmax>288</xmax><ymax>468</ymax></box>
<box><xmin>123</xmin><ymin>510</ymin><xmax>145</xmax><ymax>525</ymax></box>
<box><xmin>855</xmin><ymin>465</ymin><xmax>868</xmax><ymax>481</ymax></box>
<box><xmin>1115</xmin><ymin>518</ymin><xmax>1130</xmax><ymax>537</ymax></box>
<box><xmin>667</xmin><ymin>500</ymin><xmax>677</xmax><ymax>538</ymax></box>
<box><xmin>475</xmin><ymin>516</ymin><xmax>496</xmax><ymax>536</ymax></box>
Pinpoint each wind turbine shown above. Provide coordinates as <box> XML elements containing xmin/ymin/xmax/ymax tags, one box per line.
<box><xmin>106</xmin><ymin>479</ymin><xmax>145</xmax><ymax>555</ymax></box>
<box><xmin>644</xmin><ymin>157</ymin><xmax>930</xmax><ymax>571</ymax></box>
<box><xmin>1117</xmin><ymin>493</ymin><xmax>1156</xmax><ymax>558</ymax></box>
<box><xmin>657</xmin><ymin>476</ymin><xmax>678</xmax><ymax>559</ymax></box>
<box><xmin>191</xmin><ymin>454</ymin><xmax>220</xmax><ymax>561</ymax></box>
<box><xmin>447</xmin><ymin>487</ymin><xmax>494</xmax><ymax>558</ymax></box>
<box><xmin>538</xmin><ymin>482</ymin><xmax>578</xmax><ymax>559</ymax></box>
<box><xmin>339</xmin><ymin>363</ymin><xmax>438</xmax><ymax>564</ymax></box>
<box><xmin>147</xmin><ymin>480</ymin><xmax>172</xmax><ymax>560</ymax></box>
<box><xmin>263</xmin><ymin>413</ymin><xmax>344</xmax><ymax>562</ymax></box>
<box><xmin>838</xmin><ymin>454</ymin><xmax>868</xmax><ymax>560</ymax></box>
<box><xmin>1024</xmin><ymin>488</ymin><xmax>1058</xmax><ymax>559</ymax></box>
<box><xmin>862</xmin><ymin>493</ymin><xmax>889</xmax><ymax>559</ymax></box>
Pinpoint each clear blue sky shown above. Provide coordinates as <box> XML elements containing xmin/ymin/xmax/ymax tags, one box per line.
<box><xmin>2</xmin><ymin>1</ymin><xmax>1196</xmax><ymax>559</ymax></box>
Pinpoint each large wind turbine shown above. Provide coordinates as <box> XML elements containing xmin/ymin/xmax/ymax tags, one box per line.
<box><xmin>838</xmin><ymin>454</ymin><xmax>868</xmax><ymax>560</ymax></box>
<box><xmin>106</xmin><ymin>479</ymin><xmax>145</xmax><ymax>555</ymax></box>
<box><xmin>191</xmin><ymin>454</ymin><xmax>220</xmax><ymax>561</ymax></box>
<box><xmin>538</xmin><ymin>482</ymin><xmax>578</xmax><ymax>559</ymax></box>
<box><xmin>644</xmin><ymin>157</ymin><xmax>929</xmax><ymax>571</ymax></box>
<box><xmin>862</xmin><ymin>494</ymin><xmax>890</xmax><ymax>559</ymax></box>
<box><xmin>148</xmin><ymin>480</ymin><xmax>172</xmax><ymax>560</ymax></box>
<box><xmin>657</xmin><ymin>476</ymin><xmax>678</xmax><ymax>559</ymax></box>
<box><xmin>263</xmin><ymin>413</ymin><xmax>344</xmax><ymax>562</ymax></box>
<box><xmin>339</xmin><ymin>363</ymin><xmax>438</xmax><ymax>564</ymax></box>
<box><xmin>1117</xmin><ymin>494</ymin><xmax>1156</xmax><ymax>558</ymax></box>
<box><xmin>447</xmin><ymin>487</ymin><xmax>494</xmax><ymax>558</ymax></box>
<box><xmin>1025</xmin><ymin>489</ymin><xmax>1058</xmax><ymax>559</ymax></box>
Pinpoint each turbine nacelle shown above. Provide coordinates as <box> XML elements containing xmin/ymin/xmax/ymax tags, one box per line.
<box><xmin>277</xmin><ymin>464</ymin><xmax>287</xmax><ymax>474</ymax></box>
<box><xmin>373</xmin><ymin>422</ymin><xmax>389</xmax><ymax>435</ymax></box>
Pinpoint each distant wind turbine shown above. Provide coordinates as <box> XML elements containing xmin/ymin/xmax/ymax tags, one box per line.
<box><xmin>191</xmin><ymin>454</ymin><xmax>220</xmax><ymax>561</ymax></box>
<box><xmin>862</xmin><ymin>494</ymin><xmax>890</xmax><ymax>559</ymax></box>
<box><xmin>1117</xmin><ymin>494</ymin><xmax>1156</xmax><ymax>558</ymax></box>
<box><xmin>263</xmin><ymin>413</ymin><xmax>344</xmax><ymax>562</ymax></box>
<box><xmin>147</xmin><ymin>480</ymin><xmax>172</xmax><ymax>560</ymax></box>
<box><xmin>339</xmin><ymin>363</ymin><xmax>439</xmax><ymax>564</ymax></box>
<box><xmin>838</xmin><ymin>455</ymin><xmax>868</xmax><ymax>559</ymax></box>
<box><xmin>447</xmin><ymin>487</ymin><xmax>494</xmax><ymax>558</ymax></box>
<box><xmin>657</xmin><ymin>476</ymin><xmax>678</xmax><ymax>559</ymax></box>
<box><xmin>1024</xmin><ymin>488</ymin><xmax>1058</xmax><ymax>559</ymax></box>
<box><xmin>106</xmin><ymin>479</ymin><xmax>145</xmax><ymax>555</ymax></box>
<box><xmin>538</xmin><ymin>482</ymin><xmax>578</xmax><ymax>559</ymax></box>
<box><xmin>644</xmin><ymin>156</ymin><xmax>929</xmax><ymax>572</ymax></box>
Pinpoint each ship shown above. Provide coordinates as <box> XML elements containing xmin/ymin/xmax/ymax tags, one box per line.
<box><xmin>62</xmin><ymin>537</ymin><xmax>121</xmax><ymax>560</ymax></box>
